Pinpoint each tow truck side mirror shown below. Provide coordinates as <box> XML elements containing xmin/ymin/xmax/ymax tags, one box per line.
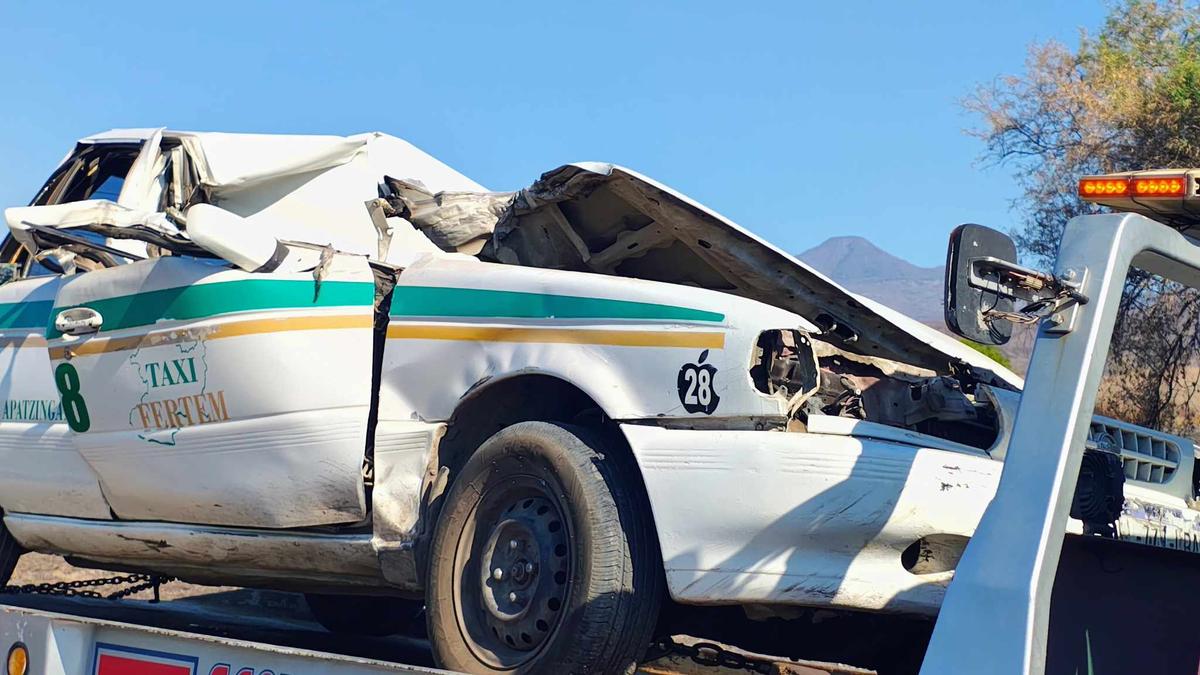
<box><xmin>945</xmin><ymin>224</ymin><xmax>1017</xmax><ymax>346</ymax></box>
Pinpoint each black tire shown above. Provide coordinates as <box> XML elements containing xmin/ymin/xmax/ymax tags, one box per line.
<box><xmin>304</xmin><ymin>593</ymin><xmax>424</xmax><ymax>637</ymax></box>
<box><xmin>0</xmin><ymin>518</ymin><xmax>24</xmax><ymax>587</ymax></box>
<box><xmin>426</xmin><ymin>421</ymin><xmax>662</xmax><ymax>674</ymax></box>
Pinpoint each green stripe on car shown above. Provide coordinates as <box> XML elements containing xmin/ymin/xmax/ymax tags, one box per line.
<box><xmin>389</xmin><ymin>286</ymin><xmax>725</xmax><ymax>323</ymax></box>
<box><xmin>0</xmin><ymin>300</ymin><xmax>54</xmax><ymax>331</ymax></box>
<box><xmin>47</xmin><ymin>280</ymin><xmax>374</xmax><ymax>338</ymax></box>
<box><xmin>42</xmin><ymin>281</ymin><xmax>720</xmax><ymax>339</ymax></box>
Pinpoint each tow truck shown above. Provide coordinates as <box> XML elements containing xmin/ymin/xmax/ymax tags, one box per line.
<box><xmin>0</xmin><ymin>130</ymin><xmax>1198</xmax><ymax>673</ymax></box>
<box><xmin>923</xmin><ymin>171</ymin><xmax>1200</xmax><ymax>675</ymax></box>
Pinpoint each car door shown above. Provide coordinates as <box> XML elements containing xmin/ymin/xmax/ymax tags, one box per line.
<box><xmin>46</xmin><ymin>253</ymin><xmax>377</xmax><ymax>528</ymax></box>
<box><xmin>0</xmin><ymin>273</ymin><xmax>113</xmax><ymax>519</ymax></box>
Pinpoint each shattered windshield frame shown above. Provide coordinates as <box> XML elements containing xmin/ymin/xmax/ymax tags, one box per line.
<box><xmin>31</xmin><ymin>143</ymin><xmax>142</xmax><ymax>207</ymax></box>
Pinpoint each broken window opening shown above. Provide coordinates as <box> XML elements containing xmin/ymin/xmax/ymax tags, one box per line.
<box><xmin>34</xmin><ymin>145</ymin><xmax>142</xmax><ymax>207</ymax></box>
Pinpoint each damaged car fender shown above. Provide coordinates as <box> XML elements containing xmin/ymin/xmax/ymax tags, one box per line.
<box><xmin>376</xmin><ymin>253</ymin><xmax>824</xmax><ymax>426</ymax></box>
<box><xmin>369</xmin><ymin>253</ymin><xmax>829</xmax><ymax>588</ymax></box>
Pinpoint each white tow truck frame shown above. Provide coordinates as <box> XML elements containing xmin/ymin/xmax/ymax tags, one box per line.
<box><xmin>924</xmin><ymin>207</ymin><xmax>1200</xmax><ymax>675</ymax></box>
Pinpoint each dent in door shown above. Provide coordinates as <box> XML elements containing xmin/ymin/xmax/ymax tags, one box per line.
<box><xmin>0</xmin><ymin>276</ymin><xmax>111</xmax><ymax>518</ymax></box>
<box><xmin>53</xmin><ymin>257</ymin><xmax>376</xmax><ymax>528</ymax></box>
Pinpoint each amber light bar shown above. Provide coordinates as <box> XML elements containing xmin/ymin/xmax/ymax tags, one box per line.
<box><xmin>1074</xmin><ymin>169</ymin><xmax>1200</xmax><ymax>231</ymax></box>
<box><xmin>1079</xmin><ymin>178</ymin><xmax>1129</xmax><ymax>197</ymax></box>
<box><xmin>1079</xmin><ymin>175</ymin><xmax>1188</xmax><ymax>200</ymax></box>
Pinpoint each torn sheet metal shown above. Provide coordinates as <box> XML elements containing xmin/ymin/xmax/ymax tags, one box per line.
<box><xmin>6</xmin><ymin>201</ymin><xmax>169</xmax><ymax>244</ymax></box>
<box><xmin>369</xmin><ymin>420</ymin><xmax>444</xmax><ymax>589</ymax></box>
<box><xmin>6</xmin><ymin>130</ymin><xmax>485</xmax><ymax>267</ymax></box>
<box><xmin>116</xmin><ymin>127</ymin><xmax>165</xmax><ymax>211</ymax></box>
<box><xmin>381</xmin><ymin>176</ymin><xmax>513</xmax><ymax>254</ymax></box>
<box><xmin>70</xmin><ymin>129</ymin><xmax>487</xmax><ymax>196</ymax></box>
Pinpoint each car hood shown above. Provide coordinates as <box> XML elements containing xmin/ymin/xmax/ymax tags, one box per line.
<box><xmin>483</xmin><ymin>163</ymin><xmax>1022</xmax><ymax>388</ymax></box>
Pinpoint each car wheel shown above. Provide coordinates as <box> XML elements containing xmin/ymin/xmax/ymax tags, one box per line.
<box><xmin>304</xmin><ymin>593</ymin><xmax>424</xmax><ymax>636</ymax></box>
<box><xmin>426</xmin><ymin>421</ymin><xmax>661</xmax><ymax>674</ymax></box>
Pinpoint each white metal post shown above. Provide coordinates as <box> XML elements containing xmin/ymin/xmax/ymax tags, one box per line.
<box><xmin>920</xmin><ymin>213</ymin><xmax>1200</xmax><ymax>674</ymax></box>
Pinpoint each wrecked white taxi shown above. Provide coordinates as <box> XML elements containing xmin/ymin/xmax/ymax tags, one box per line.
<box><xmin>0</xmin><ymin>129</ymin><xmax>1194</xmax><ymax>674</ymax></box>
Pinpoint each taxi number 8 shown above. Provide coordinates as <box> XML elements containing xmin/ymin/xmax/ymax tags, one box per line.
<box><xmin>54</xmin><ymin>363</ymin><xmax>90</xmax><ymax>432</ymax></box>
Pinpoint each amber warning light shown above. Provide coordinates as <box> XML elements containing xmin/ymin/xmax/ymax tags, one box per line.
<box><xmin>1079</xmin><ymin>175</ymin><xmax>1187</xmax><ymax>200</ymax></box>
<box><xmin>1075</xmin><ymin>169</ymin><xmax>1200</xmax><ymax>230</ymax></box>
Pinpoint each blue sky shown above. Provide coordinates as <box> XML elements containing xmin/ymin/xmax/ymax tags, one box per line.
<box><xmin>0</xmin><ymin>1</ymin><xmax>1106</xmax><ymax>266</ymax></box>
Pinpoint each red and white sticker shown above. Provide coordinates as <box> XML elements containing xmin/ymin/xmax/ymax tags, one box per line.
<box><xmin>93</xmin><ymin>643</ymin><xmax>198</xmax><ymax>675</ymax></box>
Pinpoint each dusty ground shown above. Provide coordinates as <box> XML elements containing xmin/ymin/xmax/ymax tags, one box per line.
<box><xmin>9</xmin><ymin>552</ymin><xmax>310</xmax><ymax>617</ymax></box>
<box><xmin>12</xmin><ymin>552</ymin><xmax>228</xmax><ymax>600</ymax></box>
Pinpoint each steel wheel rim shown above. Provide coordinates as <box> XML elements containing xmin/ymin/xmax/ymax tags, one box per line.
<box><xmin>452</xmin><ymin>474</ymin><xmax>573</xmax><ymax>668</ymax></box>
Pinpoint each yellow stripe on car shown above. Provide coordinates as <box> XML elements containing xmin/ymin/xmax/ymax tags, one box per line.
<box><xmin>386</xmin><ymin>324</ymin><xmax>725</xmax><ymax>349</ymax></box>
<box><xmin>0</xmin><ymin>334</ymin><xmax>47</xmax><ymax>349</ymax></box>
<box><xmin>48</xmin><ymin>314</ymin><xmax>372</xmax><ymax>359</ymax></box>
<box><xmin>45</xmin><ymin>314</ymin><xmax>723</xmax><ymax>359</ymax></box>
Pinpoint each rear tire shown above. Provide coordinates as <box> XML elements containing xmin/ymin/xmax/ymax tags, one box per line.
<box><xmin>426</xmin><ymin>421</ymin><xmax>662</xmax><ymax>674</ymax></box>
<box><xmin>303</xmin><ymin>594</ymin><xmax>424</xmax><ymax>637</ymax></box>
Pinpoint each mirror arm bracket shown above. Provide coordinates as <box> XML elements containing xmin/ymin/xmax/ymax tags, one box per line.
<box><xmin>971</xmin><ymin>257</ymin><xmax>1090</xmax><ymax>333</ymax></box>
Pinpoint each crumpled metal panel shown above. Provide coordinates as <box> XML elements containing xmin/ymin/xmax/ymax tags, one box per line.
<box><xmin>486</xmin><ymin>163</ymin><xmax>1020</xmax><ymax>388</ymax></box>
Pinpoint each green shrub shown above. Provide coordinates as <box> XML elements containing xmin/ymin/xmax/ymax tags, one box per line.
<box><xmin>960</xmin><ymin>339</ymin><xmax>1012</xmax><ymax>370</ymax></box>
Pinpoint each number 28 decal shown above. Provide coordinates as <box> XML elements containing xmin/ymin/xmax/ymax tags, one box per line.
<box><xmin>677</xmin><ymin>350</ymin><xmax>720</xmax><ymax>415</ymax></box>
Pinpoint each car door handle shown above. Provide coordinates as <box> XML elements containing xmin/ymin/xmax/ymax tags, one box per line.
<box><xmin>55</xmin><ymin>307</ymin><xmax>103</xmax><ymax>336</ymax></box>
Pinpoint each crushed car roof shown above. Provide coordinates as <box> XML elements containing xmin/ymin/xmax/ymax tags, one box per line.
<box><xmin>74</xmin><ymin>128</ymin><xmax>487</xmax><ymax>194</ymax></box>
<box><xmin>7</xmin><ymin>129</ymin><xmax>486</xmax><ymax>259</ymax></box>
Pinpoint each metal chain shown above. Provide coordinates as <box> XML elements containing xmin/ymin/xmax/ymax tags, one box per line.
<box><xmin>647</xmin><ymin>637</ymin><xmax>774</xmax><ymax>673</ymax></box>
<box><xmin>1</xmin><ymin>573</ymin><xmax>174</xmax><ymax>601</ymax></box>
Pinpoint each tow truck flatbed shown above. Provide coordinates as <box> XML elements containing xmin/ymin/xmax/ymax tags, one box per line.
<box><xmin>0</xmin><ymin>593</ymin><xmax>874</xmax><ymax>675</ymax></box>
<box><xmin>0</xmin><ymin>593</ymin><xmax>446</xmax><ymax>674</ymax></box>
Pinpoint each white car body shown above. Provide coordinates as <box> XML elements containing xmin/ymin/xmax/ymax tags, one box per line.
<box><xmin>0</xmin><ymin>129</ymin><xmax>1196</xmax><ymax>620</ymax></box>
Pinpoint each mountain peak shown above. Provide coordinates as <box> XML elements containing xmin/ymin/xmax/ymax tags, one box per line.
<box><xmin>798</xmin><ymin>236</ymin><xmax>941</xmax><ymax>282</ymax></box>
<box><xmin>797</xmin><ymin>235</ymin><xmax>945</xmax><ymax>323</ymax></box>
<box><xmin>821</xmin><ymin>235</ymin><xmax>873</xmax><ymax>245</ymax></box>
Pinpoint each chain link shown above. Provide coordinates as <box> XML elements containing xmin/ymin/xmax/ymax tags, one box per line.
<box><xmin>1</xmin><ymin>574</ymin><xmax>174</xmax><ymax>601</ymax></box>
<box><xmin>647</xmin><ymin>637</ymin><xmax>774</xmax><ymax>673</ymax></box>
